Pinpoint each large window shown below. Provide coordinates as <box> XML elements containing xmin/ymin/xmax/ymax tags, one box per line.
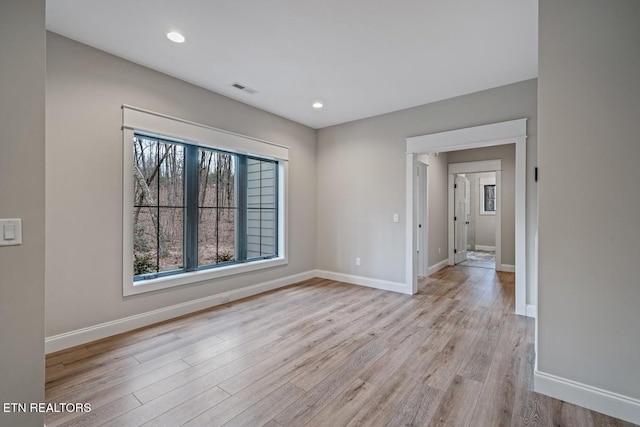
<box><xmin>123</xmin><ymin>106</ymin><xmax>288</xmax><ymax>296</ymax></box>
<box><xmin>133</xmin><ymin>134</ymin><xmax>279</xmax><ymax>282</ymax></box>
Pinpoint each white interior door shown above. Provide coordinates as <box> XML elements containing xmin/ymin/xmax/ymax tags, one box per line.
<box><xmin>454</xmin><ymin>174</ymin><xmax>470</xmax><ymax>264</ymax></box>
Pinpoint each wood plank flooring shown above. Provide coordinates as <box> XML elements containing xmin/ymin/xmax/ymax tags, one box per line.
<box><xmin>45</xmin><ymin>266</ymin><xmax>637</xmax><ymax>426</ymax></box>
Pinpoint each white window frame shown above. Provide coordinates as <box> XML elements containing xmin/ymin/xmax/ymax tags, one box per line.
<box><xmin>122</xmin><ymin>105</ymin><xmax>288</xmax><ymax>296</ymax></box>
<box><xmin>480</xmin><ymin>176</ymin><xmax>497</xmax><ymax>215</ymax></box>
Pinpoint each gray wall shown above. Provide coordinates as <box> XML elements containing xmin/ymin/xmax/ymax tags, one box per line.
<box><xmin>449</xmin><ymin>147</ymin><xmax>515</xmax><ymax>264</ymax></box>
<box><xmin>0</xmin><ymin>1</ymin><xmax>46</xmax><ymax>426</ymax></box>
<box><xmin>46</xmin><ymin>33</ymin><xmax>317</xmax><ymax>336</ymax></box>
<box><xmin>466</xmin><ymin>172</ymin><xmax>497</xmax><ymax>249</ymax></box>
<box><xmin>538</xmin><ymin>0</ymin><xmax>640</xmax><ymax>400</ymax></box>
<box><xmin>427</xmin><ymin>153</ymin><xmax>449</xmax><ymax>267</ymax></box>
<box><xmin>316</xmin><ymin>79</ymin><xmax>537</xmax><ymax>302</ymax></box>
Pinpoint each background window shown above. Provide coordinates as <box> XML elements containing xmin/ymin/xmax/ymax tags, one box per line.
<box><xmin>482</xmin><ymin>184</ymin><xmax>496</xmax><ymax>213</ymax></box>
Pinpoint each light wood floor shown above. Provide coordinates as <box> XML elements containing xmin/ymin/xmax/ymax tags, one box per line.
<box><xmin>45</xmin><ymin>266</ymin><xmax>636</xmax><ymax>427</ymax></box>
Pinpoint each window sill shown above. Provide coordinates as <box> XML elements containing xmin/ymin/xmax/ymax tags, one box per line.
<box><xmin>123</xmin><ymin>256</ymin><xmax>288</xmax><ymax>296</ymax></box>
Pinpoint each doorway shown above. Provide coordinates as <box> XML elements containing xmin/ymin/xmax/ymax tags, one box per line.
<box><xmin>448</xmin><ymin>160</ymin><xmax>502</xmax><ymax>269</ymax></box>
<box><xmin>456</xmin><ymin>172</ymin><xmax>497</xmax><ymax>269</ymax></box>
<box><xmin>404</xmin><ymin>118</ymin><xmax>529</xmax><ymax>317</ymax></box>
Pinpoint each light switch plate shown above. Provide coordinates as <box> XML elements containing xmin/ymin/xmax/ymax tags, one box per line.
<box><xmin>0</xmin><ymin>218</ymin><xmax>22</xmax><ymax>246</ymax></box>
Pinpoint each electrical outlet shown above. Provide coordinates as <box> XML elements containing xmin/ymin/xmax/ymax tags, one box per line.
<box><xmin>393</xmin><ymin>213</ymin><xmax>399</xmax><ymax>223</ymax></box>
<box><xmin>356</xmin><ymin>257</ymin><xmax>361</xmax><ymax>266</ymax></box>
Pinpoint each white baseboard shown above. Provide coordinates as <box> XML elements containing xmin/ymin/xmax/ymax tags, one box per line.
<box><xmin>314</xmin><ymin>270</ymin><xmax>410</xmax><ymax>294</ymax></box>
<box><xmin>45</xmin><ymin>270</ymin><xmax>316</xmax><ymax>354</ymax></box>
<box><xmin>497</xmin><ymin>264</ymin><xmax>515</xmax><ymax>273</ymax></box>
<box><xmin>534</xmin><ymin>370</ymin><xmax>640</xmax><ymax>424</ymax></box>
<box><xmin>475</xmin><ymin>245</ymin><xmax>496</xmax><ymax>252</ymax></box>
<box><xmin>526</xmin><ymin>304</ymin><xmax>536</xmax><ymax>318</ymax></box>
<box><xmin>427</xmin><ymin>259</ymin><xmax>449</xmax><ymax>275</ymax></box>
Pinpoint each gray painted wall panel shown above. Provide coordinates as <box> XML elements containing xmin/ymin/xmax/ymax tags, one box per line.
<box><xmin>466</xmin><ymin>172</ymin><xmax>497</xmax><ymax>249</ymax></box>
<box><xmin>428</xmin><ymin>153</ymin><xmax>449</xmax><ymax>267</ymax></box>
<box><xmin>0</xmin><ymin>1</ymin><xmax>46</xmax><ymax>426</ymax></box>
<box><xmin>538</xmin><ymin>0</ymin><xmax>640</xmax><ymax>400</ymax></box>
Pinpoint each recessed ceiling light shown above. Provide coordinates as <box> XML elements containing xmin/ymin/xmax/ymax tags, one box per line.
<box><xmin>167</xmin><ymin>32</ymin><xmax>185</xmax><ymax>43</ymax></box>
<box><xmin>312</xmin><ymin>102</ymin><xmax>324</xmax><ymax>109</ymax></box>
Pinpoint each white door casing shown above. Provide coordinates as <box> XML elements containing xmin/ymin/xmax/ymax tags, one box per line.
<box><xmin>416</xmin><ymin>162</ymin><xmax>428</xmax><ymax>277</ymax></box>
<box><xmin>405</xmin><ymin>118</ymin><xmax>529</xmax><ymax>317</ymax></box>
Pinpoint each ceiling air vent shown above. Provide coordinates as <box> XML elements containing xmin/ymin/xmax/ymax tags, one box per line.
<box><xmin>231</xmin><ymin>82</ymin><xmax>258</xmax><ymax>94</ymax></box>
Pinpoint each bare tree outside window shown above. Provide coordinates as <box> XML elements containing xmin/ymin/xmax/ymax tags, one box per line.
<box><xmin>133</xmin><ymin>137</ymin><xmax>185</xmax><ymax>275</ymax></box>
<box><xmin>198</xmin><ymin>150</ymin><xmax>236</xmax><ymax>266</ymax></box>
<box><xmin>132</xmin><ymin>134</ymin><xmax>277</xmax><ymax>281</ymax></box>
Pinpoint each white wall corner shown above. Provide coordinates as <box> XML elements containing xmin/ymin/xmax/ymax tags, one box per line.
<box><xmin>45</xmin><ymin>270</ymin><xmax>316</xmax><ymax>354</ymax></box>
<box><xmin>315</xmin><ymin>270</ymin><xmax>411</xmax><ymax>295</ymax></box>
<box><xmin>534</xmin><ymin>370</ymin><xmax>640</xmax><ymax>425</ymax></box>
<box><xmin>526</xmin><ymin>304</ymin><xmax>536</xmax><ymax>318</ymax></box>
<box><xmin>406</xmin><ymin>153</ymin><xmax>418</xmax><ymax>295</ymax></box>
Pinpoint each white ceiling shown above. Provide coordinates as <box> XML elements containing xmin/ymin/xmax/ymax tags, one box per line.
<box><xmin>46</xmin><ymin>0</ymin><xmax>538</xmax><ymax>129</ymax></box>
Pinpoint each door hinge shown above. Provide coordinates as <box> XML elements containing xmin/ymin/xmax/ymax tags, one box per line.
<box><xmin>454</xmin><ymin>184</ymin><xmax>457</xmax><ymax>189</ymax></box>
<box><xmin>454</xmin><ymin>249</ymin><xmax>457</xmax><ymax>254</ymax></box>
<box><xmin>454</xmin><ymin>216</ymin><xmax>457</xmax><ymax>221</ymax></box>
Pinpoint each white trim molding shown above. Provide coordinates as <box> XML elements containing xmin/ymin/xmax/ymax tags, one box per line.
<box><xmin>448</xmin><ymin>159</ymin><xmax>502</xmax><ymax>175</ymax></box>
<box><xmin>406</xmin><ymin>118</ymin><xmax>529</xmax><ymax>317</ymax></box>
<box><xmin>427</xmin><ymin>259</ymin><xmax>449</xmax><ymax>275</ymax></box>
<box><xmin>315</xmin><ymin>270</ymin><xmax>409</xmax><ymax>295</ymax></box>
<box><xmin>534</xmin><ymin>371</ymin><xmax>640</xmax><ymax>424</ymax></box>
<box><xmin>475</xmin><ymin>245</ymin><xmax>496</xmax><ymax>252</ymax></box>
<box><xmin>122</xmin><ymin>105</ymin><xmax>289</xmax><ymax>160</ymax></box>
<box><xmin>498</xmin><ymin>264</ymin><xmax>516</xmax><ymax>273</ymax></box>
<box><xmin>407</xmin><ymin>118</ymin><xmax>527</xmax><ymax>153</ymax></box>
<box><xmin>45</xmin><ymin>270</ymin><xmax>315</xmax><ymax>354</ymax></box>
